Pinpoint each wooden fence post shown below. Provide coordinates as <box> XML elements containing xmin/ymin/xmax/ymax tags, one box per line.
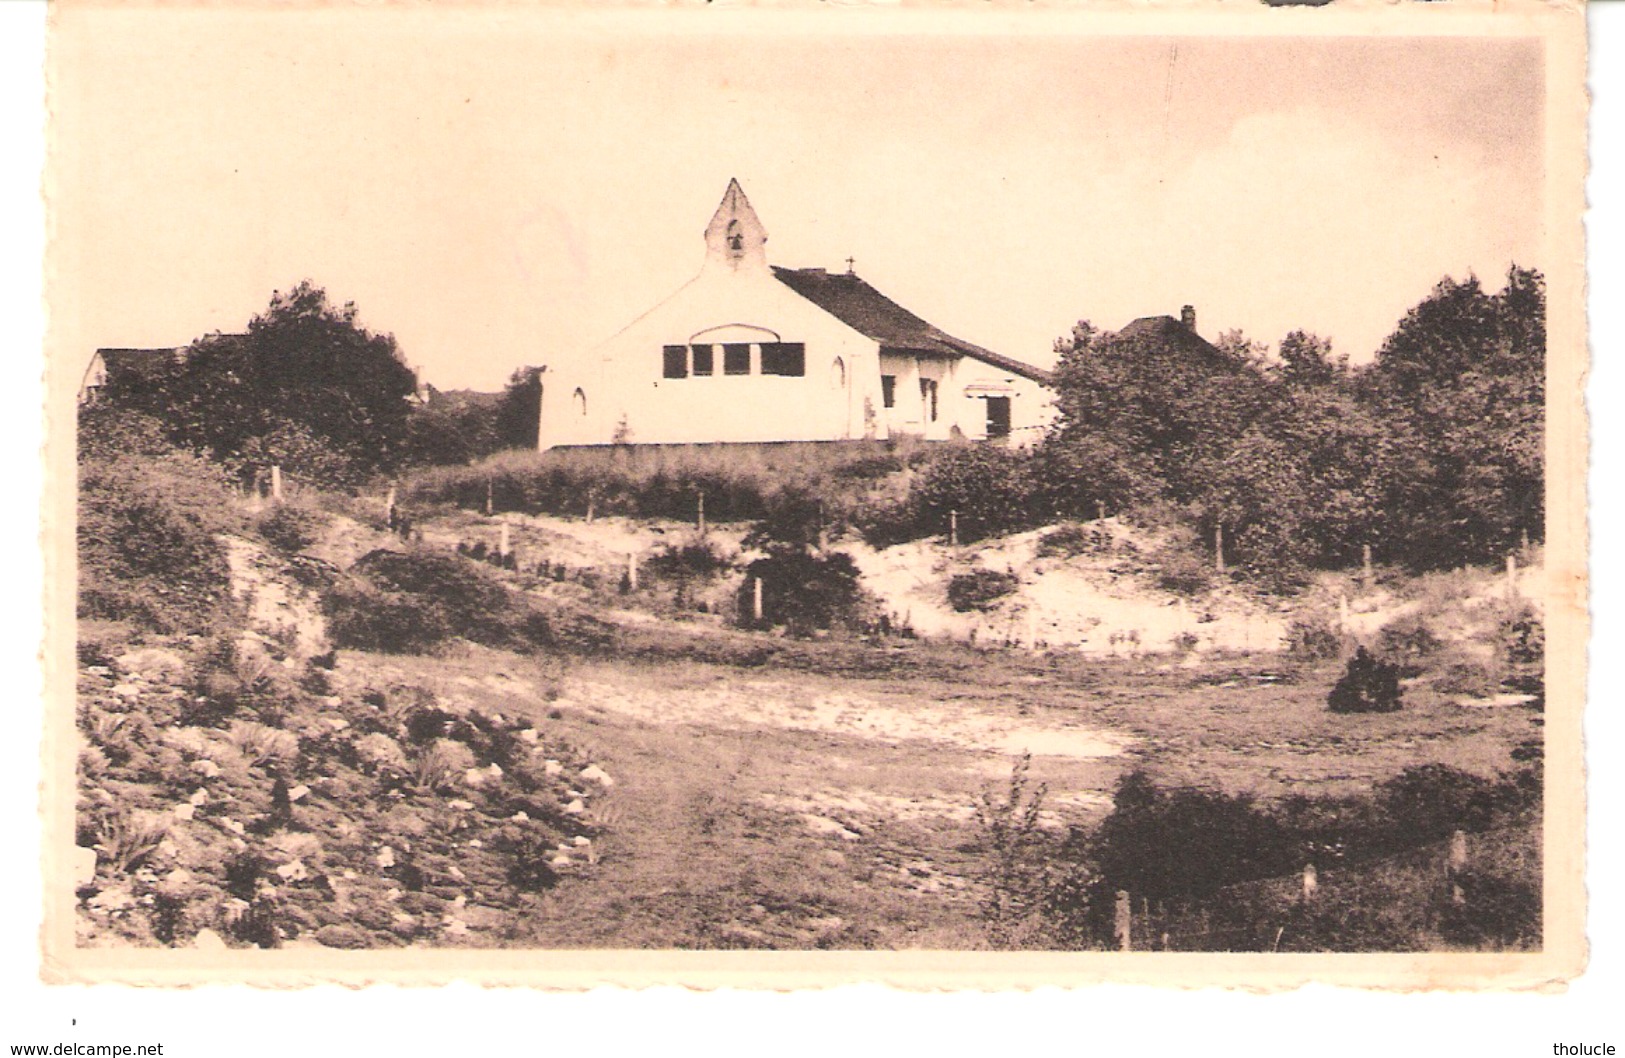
<box><xmin>270</xmin><ymin>465</ymin><xmax>283</xmax><ymax>503</ymax></box>
<box><xmin>697</xmin><ymin>491</ymin><xmax>706</xmax><ymax>536</ymax></box>
<box><xmin>485</xmin><ymin>477</ymin><xmax>494</xmax><ymax>516</ymax></box>
<box><xmin>1095</xmin><ymin>500</ymin><xmax>1105</xmax><ymax>522</ymax></box>
<box><xmin>1362</xmin><ymin>543</ymin><xmax>1374</xmax><ymax>587</ymax></box>
<box><xmin>752</xmin><ymin>576</ymin><xmax>764</xmax><ymax>624</ymax></box>
<box><xmin>1114</xmin><ymin>890</ymin><xmax>1132</xmax><ymax>952</ymax></box>
<box><xmin>499</xmin><ymin>524</ymin><xmax>511</xmax><ymax>560</ymax></box>
<box><xmin>385</xmin><ymin>485</ymin><xmax>397</xmax><ymax>528</ymax></box>
<box><xmin>1448</xmin><ymin>829</ymin><xmax>1468</xmax><ymax>905</ymax></box>
<box><xmin>1506</xmin><ymin>552</ymin><xmax>1519</xmax><ymax>600</ymax></box>
<box><xmin>1301</xmin><ymin>863</ymin><xmax>1318</xmax><ymax>902</ymax></box>
<box><xmin>1337</xmin><ymin>592</ymin><xmax>1351</xmax><ymax>633</ymax></box>
<box><xmin>1214</xmin><ymin>524</ymin><xmax>1225</xmax><ymax>573</ymax></box>
<box><xmin>949</xmin><ymin>509</ymin><xmax>959</xmax><ymax>548</ymax></box>
<box><xmin>627</xmin><ymin>551</ymin><xmax>639</xmax><ymax>591</ymax></box>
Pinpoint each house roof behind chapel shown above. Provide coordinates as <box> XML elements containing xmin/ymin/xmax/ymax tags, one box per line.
<box><xmin>772</xmin><ymin>266</ymin><xmax>1052</xmax><ymax>385</ymax></box>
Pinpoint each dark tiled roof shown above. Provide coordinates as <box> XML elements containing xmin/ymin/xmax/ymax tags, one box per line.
<box><xmin>1115</xmin><ymin>316</ymin><xmax>1224</xmax><ymax>359</ymax></box>
<box><xmin>772</xmin><ymin>266</ymin><xmax>1052</xmax><ymax>385</ymax></box>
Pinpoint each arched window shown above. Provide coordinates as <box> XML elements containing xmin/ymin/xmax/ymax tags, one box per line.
<box><xmin>830</xmin><ymin>357</ymin><xmax>846</xmax><ymax>389</ymax></box>
<box><xmin>572</xmin><ymin>388</ymin><xmax>587</xmax><ymax>416</ymax></box>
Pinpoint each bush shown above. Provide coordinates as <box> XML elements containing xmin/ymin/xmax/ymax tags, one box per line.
<box><xmin>739</xmin><ymin>548</ymin><xmax>868</xmax><ymax>635</ymax></box>
<box><xmin>645</xmin><ymin>540</ymin><xmax>732</xmax><ymax>580</ymax></box>
<box><xmin>1036</xmin><ymin>524</ymin><xmax>1123</xmax><ymax>559</ymax></box>
<box><xmin>324</xmin><ymin>548</ymin><xmax>515</xmax><ymax>652</ymax></box>
<box><xmin>1328</xmin><ymin>646</ymin><xmax>1403</xmax><ymax>713</ymax></box>
<box><xmin>1375</xmin><ymin>614</ymin><xmax>1443</xmax><ymax>676</ymax></box>
<box><xmin>78</xmin><ymin>445</ymin><xmax>242</xmax><ymax>634</ymax></box>
<box><xmin>1089</xmin><ymin>770</ymin><xmax>1298</xmax><ymax>903</ymax></box>
<box><xmin>947</xmin><ymin>569</ymin><xmax>1021</xmax><ymax>613</ymax></box>
<box><xmin>1375</xmin><ymin>765</ymin><xmax>1506</xmax><ymax>845</ymax></box>
<box><xmin>909</xmin><ymin>444</ymin><xmax>1041</xmax><ymax>543</ymax></box>
<box><xmin>1286</xmin><ymin>614</ymin><xmax>1347</xmax><ymax>662</ymax></box>
<box><xmin>1498</xmin><ymin>606</ymin><xmax>1545</xmax><ymax>666</ymax></box>
<box><xmin>1152</xmin><ymin>548</ymin><xmax>1216</xmax><ymax>596</ymax></box>
<box><xmin>1431</xmin><ymin>648</ymin><xmax>1505</xmax><ymax>698</ymax></box>
<box><xmin>256</xmin><ymin>501</ymin><xmax>330</xmax><ymax>554</ymax></box>
<box><xmin>1435</xmin><ymin>868</ymin><xmax>1541</xmax><ymax>948</ymax></box>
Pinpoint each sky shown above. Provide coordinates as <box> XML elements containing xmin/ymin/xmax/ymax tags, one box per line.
<box><xmin>53</xmin><ymin>8</ymin><xmax>1545</xmax><ymax>391</ymax></box>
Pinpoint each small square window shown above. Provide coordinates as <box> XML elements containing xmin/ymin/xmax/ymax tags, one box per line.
<box><xmin>692</xmin><ymin>344</ymin><xmax>714</xmax><ymax>376</ymax></box>
<box><xmin>881</xmin><ymin>375</ymin><xmax>897</xmax><ymax>409</ymax></box>
<box><xmin>724</xmin><ymin>343</ymin><xmax>751</xmax><ymax>376</ymax></box>
<box><xmin>662</xmin><ymin>345</ymin><xmax>688</xmax><ymax>379</ymax></box>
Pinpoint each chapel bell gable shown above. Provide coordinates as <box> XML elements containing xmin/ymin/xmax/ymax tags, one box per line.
<box><xmin>702</xmin><ymin>178</ymin><xmax>769</xmax><ymax>273</ymax></box>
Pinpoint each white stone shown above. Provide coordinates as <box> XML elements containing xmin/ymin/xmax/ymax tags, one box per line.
<box><xmin>572</xmin><ymin>836</ymin><xmax>591</xmax><ymax>847</ymax></box>
<box><xmin>325</xmin><ymin>717</ymin><xmax>350</xmax><ymax>731</ymax></box>
<box><xmin>463</xmin><ymin>768</ymin><xmax>488</xmax><ymax>787</ymax></box>
<box><xmin>222</xmin><ymin>818</ymin><xmax>245</xmax><ymax>836</ymax></box>
<box><xmin>447</xmin><ymin>865</ymin><xmax>465</xmax><ymax>880</ymax></box>
<box><xmin>550</xmin><ymin>854</ymin><xmax>571</xmax><ymax>867</ymax></box>
<box><xmin>376</xmin><ymin>846</ymin><xmax>396</xmax><ymax>869</ymax></box>
<box><xmin>517</xmin><ymin>729</ymin><xmax>539</xmax><ymax>744</ymax></box>
<box><xmin>274</xmin><ymin>859</ymin><xmax>309</xmax><ymax>882</ymax></box>
<box><xmin>466</xmin><ymin>839</ymin><xmax>483</xmax><ymax>849</ymax></box>
<box><xmin>543</xmin><ymin>759</ymin><xmax>564</xmax><ymax>777</ymax></box>
<box><xmin>190</xmin><ymin>759</ymin><xmax>222</xmax><ymax>778</ymax></box>
<box><xmin>287</xmin><ymin>784</ymin><xmax>310</xmax><ymax>802</ymax></box>
<box><xmin>88</xmin><ymin>887</ymin><xmax>134</xmax><ymax>913</ymax></box>
<box><xmin>172</xmin><ymin>803</ymin><xmax>195</xmax><ymax>821</ymax></box>
<box><xmin>510</xmin><ymin>811</ymin><xmax>529</xmax><ymax>822</ymax></box>
<box><xmin>111</xmin><ymin>683</ymin><xmax>142</xmax><ymax>699</ymax></box>
<box><xmin>188</xmin><ymin>789</ymin><xmax>208</xmax><ymax>806</ymax></box>
<box><xmin>580</xmin><ymin>765</ymin><xmax>615</xmax><ymax>787</ymax></box>
<box><xmin>563</xmin><ymin>799</ymin><xmax>586</xmax><ymax>815</ymax></box>
<box><xmin>447</xmin><ymin>799</ymin><xmax>474</xmax><ymax>811</ymax></box>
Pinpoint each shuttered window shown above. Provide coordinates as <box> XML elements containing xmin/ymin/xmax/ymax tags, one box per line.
<box><xmin>723</xmin><ymin>343</ymin><xmax>752</xmax><ymax>375</ymax></box>
<box><xmin>662</xmin><ymin>345</ymin><xmax>688</xmax><ymax>379</ymax></box>
<box><xmin>691</xmin><ymin>344</ymin><xmax>714</xmax><ymax>376</ymax></box>
<box><xmin>761</xmin><ymin>342</ymin><xmax>806</xmax><ymax>377</ymax></box>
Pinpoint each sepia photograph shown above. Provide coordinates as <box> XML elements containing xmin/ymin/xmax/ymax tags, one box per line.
<box><xmin>41</xmin><ymin>1</ymin><xmax>1587</xmax><ymax>990</ymax></box>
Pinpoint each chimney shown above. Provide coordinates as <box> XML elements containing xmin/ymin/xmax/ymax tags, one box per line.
<box><xmin>1180</xmin><ymin>305</ymin><xmax>1197</xmax><ymax>332</ymax></box>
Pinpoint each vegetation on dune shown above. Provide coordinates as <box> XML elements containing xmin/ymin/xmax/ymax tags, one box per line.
<box><xmin>975</xmin><ymin>757</ymin><xmax>1542</xmax><ymax>952</ymax></box>
<box><xmin>73</xmin><ymin>264</ymin><xmax>1549</xmax><ymax>953</ymax></box>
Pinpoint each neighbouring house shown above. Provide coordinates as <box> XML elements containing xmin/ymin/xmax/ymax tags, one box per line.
<box><xmin>534</xmin><ymin>180</ymin><xmax>1056</xmax><ymax>451</ymax></box>
<box><xmin>77</xmin><ymin>346</ymin><xmax>191</xmax><ymax>405</ymax></box>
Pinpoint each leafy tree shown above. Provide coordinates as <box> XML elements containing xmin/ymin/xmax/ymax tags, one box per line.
<box><xmin>1364</xmin><ymin>267</ymin><xmax>1544</xmax><ymax>568</ymax></box>
<box><xmin>101</xmin><ymin>281</ymin><xmax>418</xmax><ymax>486</ymax></box>
<box><xmin>403</xmin><ymin>388</ymin><xmax>506</xmax><ymax>467</ymax></box>
<box><xmin>494</xmin><ymin>367</ymin><xmax>544</xmax><ymax>451</ymax></box>
<box><xmin>1049</xmin><ymin>319</ymin><xmax>1273</xmax><ymax>507</ymax></box>
<box><xmin>1276</xmin><ymin>330</ymin><xmax>1346</xmax><ymax>389</ymax></box>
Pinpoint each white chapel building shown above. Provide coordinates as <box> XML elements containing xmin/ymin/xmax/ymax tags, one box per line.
<box><xmin>534</xmin><ymin>181</ymin><xmax>1056</xmax><ymax>451</ymax></box>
